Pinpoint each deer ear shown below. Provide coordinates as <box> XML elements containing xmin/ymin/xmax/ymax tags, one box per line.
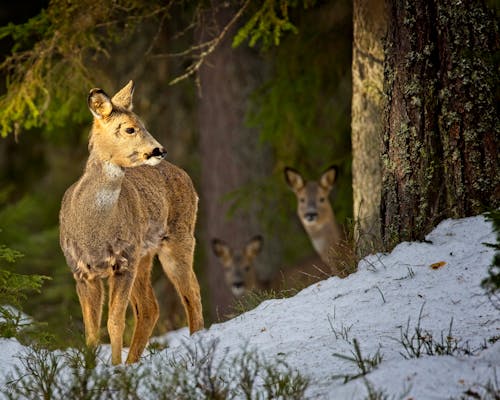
<box><xmin>319</xmin><ymin>165</ymin><xmax>338</xmax><ymax>190</ymax></box>
<box><xmin>88</xmin><ymin>89</ymin><xmax>113</xmax><ymax>119</ymax></box>
<box><xmin>284</xmin><ymin>167</ymin><xmax>305</xmax><ymax>191</ymax></box>
<box><xmin>111</xmin><ymin>80</ymin><xmax>135</xmax><ymax>111</ymax></box>
<box><xmin>245</xmin><ymin>235</ymin><xmax>263</xmax><ymax>259</ymax></box>
<box><xmin>212</xmin><ymin>238</ymin><xmax>232</xmax><ymax>265</ymax></box>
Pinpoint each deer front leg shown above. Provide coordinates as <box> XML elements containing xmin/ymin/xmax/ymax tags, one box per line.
<box><xmin>126</xmin><ymin>253</ymin><xmax>159</xmax><ymax>364</ymax></box>
<box><xmin>75</xmin><ymin>276</ymin><xmax>104</xmax><ymax>348</ymax></box>
<box><xmin>108</xmin><ymin>269</ymin><xmax>135</xmax><ymax>365</ymax></box>
<box><xmin>158</xmin><ymin>236</ymin><xmax>204</xmax><ymax>334</ymax></box>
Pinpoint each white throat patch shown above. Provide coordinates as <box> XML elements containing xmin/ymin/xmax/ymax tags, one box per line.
<box><xmin>103</xmin><ymin>162</ymin><xmax>125</xmax><ymax>179</ymax></box>
<box><xmin>311</xmin><ymin>236</ymin><xmax>327</xmax><ymax>255</ymax></box>
<box><xmin>95</xmin><ymin>162</ymin><xmax>123</xmax><ymax>208</ymax></box>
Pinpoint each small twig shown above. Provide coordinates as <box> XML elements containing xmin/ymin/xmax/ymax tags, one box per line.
<box><xmin>168</xmin><ymin>0</ymin><xmax>251</xmax><ymax>86</ymax></box>
<box><xmin>375</xmin><ymin>286</ymin><xmax>386</xmax><ymax>303</ymax></box>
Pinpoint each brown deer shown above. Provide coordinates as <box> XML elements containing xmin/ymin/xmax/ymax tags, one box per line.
<box><xmin>284</xmin><ymin>165</ymin><xmax>347</xmax><ymax>277</ymax></box>
<box><xmin>211</xmin><ymin>236</ymin><xmax>263</xmax><ymax>297</ymax></box>
<box><xmin>59</xmin><ymin>80</ymin><xmax>204</xmax><ymax>364</ymax></box>
<box><xmin>212</xmin><ymin>235</ymin><xmax>330</xmax><ymax>298</ymax></box>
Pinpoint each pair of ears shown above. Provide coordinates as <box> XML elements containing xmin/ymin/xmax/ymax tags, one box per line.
<box><xmin>212</xmin><ymin>235</ymin><xmax>263</xmax><ymax>262</ymax></box>
<box><xmin>88</xmin><ymin>80</ymin><xmax>135</xmax><ymax>119</ymax></box>
<box><xmin>284</xmin><ymin>165</ymin><xmax>338</xmax><ymax>192</ymax></box>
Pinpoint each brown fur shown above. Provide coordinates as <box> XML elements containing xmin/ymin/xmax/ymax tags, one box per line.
<box><xmin>59</xmin><ymin>80</ymin><xmax>203</xmax><ymax>364</ymax></box>
<box><xmin>284</xmin><ymin>166</ymin><xmax>346</xmax><ymax>277</ymax></box>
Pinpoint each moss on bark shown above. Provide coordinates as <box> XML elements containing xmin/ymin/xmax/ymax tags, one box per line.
<box><xmin>381</xmin><ymin>0</ymin><xmax>499</xmax><ymax>249</ymax></box>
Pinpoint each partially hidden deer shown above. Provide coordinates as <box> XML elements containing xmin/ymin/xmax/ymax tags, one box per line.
<box><xmin>211</xmin><ymin>236</ymin><xmax>263</xmax><ymax>297</ymax></box>
<box><xmin>212</xmin><ymin>235</ymin><xmax>330</xmax><ymax>298</ymax></box>
<box><xmin>284</xmin><ymin>165</ymin><xmax>347</xmax><ymax>277</ymax></box>
<box><xmin>59</xmin><ymin>80</ymin><xmax>204</xmax><ymax>364</ymax></box>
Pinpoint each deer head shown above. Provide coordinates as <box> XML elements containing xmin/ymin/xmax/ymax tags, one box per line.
<box><xmin>87</xmin><ymin>80</ymin><xmax>166</xmax><ymax>168</ymax></box>
<box><xmin>211</xmin><ymin>235</ymin><xmax>263</xmax><ymax>297</ymax></box>
<box><xmin>284</xmin><ymin>165</ymin><xmax>338</xmax><ymax>230</ymax></box>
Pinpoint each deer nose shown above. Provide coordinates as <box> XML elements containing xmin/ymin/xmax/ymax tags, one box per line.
<box><xmin>150</xmin><ymin>147</ymin><xmax>166</xmax><ymax>159</ymax></box>
<box><xmin>231</xmin><ymin>282</ymin><xmax>245</xmax><ymax>297</ymax></box>
<box><xmin>233</xmin><ymin>281</ymin><xmax>244</xmax><ymax>289</ymax></box>
<box><xmin>304</xmin><ymin>212</ymin><xmax>318</xmax><ymax>222</ymax></box>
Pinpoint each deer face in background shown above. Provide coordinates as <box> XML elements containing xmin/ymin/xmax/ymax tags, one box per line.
<box><xmin>87</xmin><ymin>80</ymin><xmax>166</xmax><ymax>168</ymax></box>
<box><xmin>211</xmin><ymin>236</ymin><xmax>263</xmax><ymax>297</ymax></box>
<box><xmin>284</xmin><ymin>166</ymin><xmax>338</xmax><ymax>229</ymax></box>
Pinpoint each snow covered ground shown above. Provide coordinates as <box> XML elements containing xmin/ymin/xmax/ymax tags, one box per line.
<box><xmin>0</xmin><ymin>215</ymin><xmax>498</xmax><ymax>399</ymax></box>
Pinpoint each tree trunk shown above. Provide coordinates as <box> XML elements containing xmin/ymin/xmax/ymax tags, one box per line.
<box><xmin>197</xmin><ymin>5</ymin><xmax>269</xmax><ymax>319</ymax></box>
<box><xmin>351</xmin><ymin>0</ymin><xmax>388</xmax><ymax>256</ymax></box>
<box><xmin>382</xmin><ymin>0</ymin><xmax>499</xmax><ymax>249</ymax></box>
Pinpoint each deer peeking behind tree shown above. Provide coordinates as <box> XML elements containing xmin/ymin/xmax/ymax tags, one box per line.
<box><xmin>284</xmin><ymin>166</ymin><xmax>348</xmax><ymax>277</ymax></box>
<box><xmin>59</xmin><ymin>80</ymin><xmax>204</xmax><ymax>365</ymax></box>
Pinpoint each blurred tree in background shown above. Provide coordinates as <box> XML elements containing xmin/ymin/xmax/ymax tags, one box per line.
<box><xmin>0</xmin><ymin>0</ymin><xmax>353</xmax><ymax>344</ymax></box>
<box><xmin>197</xmin><ymin>0</ymin><xmax>352</xmax><ymax>316</ymax></box>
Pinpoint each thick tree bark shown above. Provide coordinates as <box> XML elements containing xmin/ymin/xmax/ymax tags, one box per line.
<box><xmin>382</xmin><ymin>0</ymin><xmax>499</xmax><ymax>249</ymax></box>
<box><xmin>351</xmin><ymin>0</ymin><xmax>388</xmax><ymax>256</ymax></box>
<box><xmin>197</xmin><ymin>5</ymin><xmax>269</xmax><ymax>319</ymax></box>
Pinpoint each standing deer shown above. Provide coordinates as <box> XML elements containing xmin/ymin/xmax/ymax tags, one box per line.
<box><xmin>59</xmin><ymin>80</ymin><xmax>203</xmax><ymax>364</ymax></box>
<box><xmin>211</xmin><ymin>236</ymin><xmax>263</xmax><ymax>297</ymax></box>
<box><xmin>284</xmin><ymin>165</ymin><xmax>346</xmax><ymax>277</ymax></box>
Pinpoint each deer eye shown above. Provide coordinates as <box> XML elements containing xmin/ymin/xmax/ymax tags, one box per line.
<box><xmin>319</xmin><ymin>197</ymin><xmax>325</xmax><ymax>203</ymax></box>
<box><xmin>125</xmin><ymin>127</ymin><xmax>135</xmax><ymax>134</ymax></box>
<box><xmin>300</xmin><ymin>198</ymin><xmax>305</xmax><ymax>203</ymax></box>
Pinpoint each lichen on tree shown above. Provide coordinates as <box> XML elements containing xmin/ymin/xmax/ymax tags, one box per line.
<box><xmin>381</xmin><ymin>0</ymin><xmax>499</xmax><ymax>249</ymax></box>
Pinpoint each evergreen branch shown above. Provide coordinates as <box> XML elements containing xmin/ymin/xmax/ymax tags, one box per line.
<box><xmin>0</xmin><ymin>0</ymin><xmax>173</xmax><ymax>138</ymax></box>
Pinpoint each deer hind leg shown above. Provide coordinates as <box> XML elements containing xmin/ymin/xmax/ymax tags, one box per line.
<box><xmin>158</xmin><ymin>235</ymin><xmax>204</xmax><ymax>334</ymax></box>
<box><xmin>126</xmin><ymin>253</ymin><xmax>159</xmax><ymax>364</ymax></box>
<box><xmin>75</xmin><ymin>276</ymin><xmax>104</xmax><ymax>348</ymax></box>
<box><xmin>107</xmin><ymin>268</ymin><xmax>135</xmax><ymax>365</ymax></box>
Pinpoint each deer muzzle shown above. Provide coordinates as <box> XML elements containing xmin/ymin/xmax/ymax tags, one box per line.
<box><xmin>304</xmin><ymin>212</ymin><xmax>318</xmax><ymax>222</ymax></box>
<box><xmin>144</xmin><ymin>147</ymin><xmax>167</xmax><ymax>165</ymax></box>
<box><xmin>231</xmin><ymin>281</ymin><xmax>246</xmax><ymax>297</ymax></box>
<box><xmin>149</xmin><ymin>147</ymin><xmax>166</xmax><ymax>159</ymax></box>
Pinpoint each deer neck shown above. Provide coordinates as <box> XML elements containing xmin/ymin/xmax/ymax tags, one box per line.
<box><xmin>80</xmin><ymin>154</ymin><xmax>125</xmax><ymax>212</ymax></box>
<box><xmin>303</xmin><ymin>207</ymin><xmax>341</xmax><ymax>262</ymax></box>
